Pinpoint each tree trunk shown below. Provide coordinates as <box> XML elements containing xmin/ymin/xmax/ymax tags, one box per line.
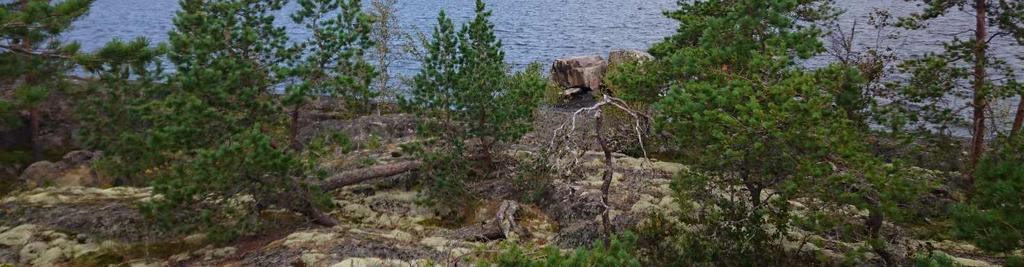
<box><xmin>29</xmin><ymin>106</ymin><xmax>41</xmax><ymax>162</ymax></box>
<box><xmin>300</xmin><ymin>204</ymin><xmax>338</xmax><ymax>227</ymax></box>
<box><xmin>1012</xmin><ymin>96</ymin><xmax>1024</xmax><ymax>138</ymax></box>
<box><xmin>742</xmin><ymin>169</ymin><xmax>761</xmax><ymax>208</ymax></box>
<box><xmin>864</xmin><ymin>194</ymin><xmax>894</xmax><ymax>266</ymax></box>
<box><xmin>288</xmin><ymin>104</ymin><xmax>303</xmax><ymax>149</ymax></box>
<box><xmin>595</xmin><ymin>111</ymin><xmax>614</xmax><ymax>245</ymax></box>
<box><xmin>21</xmin><ymin>0</ymin><xmax>40</xmax><ymax>162</ymax></box>
<box><xmin>968</xmin><ymin>0</ymin><xmax>989</xmax><ymax>182</ymax></box>
<box><xmin>320</xmin><ymin>160</ymin><xmax>423</xmax><ymax>191</ymax></box>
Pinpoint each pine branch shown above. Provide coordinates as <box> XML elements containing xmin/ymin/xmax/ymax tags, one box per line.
<box><xmin>0</xmin><ymin>44</ymin><xmax>74</xmax><ymax>59</ymax></box>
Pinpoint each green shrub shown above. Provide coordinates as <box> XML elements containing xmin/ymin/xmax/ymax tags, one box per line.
<box><xmin>914</xmin><ymin>251</ymin><xmax>961</xmax><ymax>267</ymax></box>
<box><xmin>1008</xmin><ymin>256</ymin><xmax>1024</xmax><ymax>267</ymax></box>
<box><xmin>952</xmin><ymin>137</ymin><xmax>1024</xmax><ymax>253</ymax></box>
<box><xmin>510</xmin><ymin>153</ymin><xmax>554</xmax><ymax>204</ymax></box>
<box><xmin>486</xmin><ymin>233</ymin><xmax>641</xmax><ymax>267</ymax></box>
<box><xmin>603</xmin><ymin>61</ymin><xmax>664</xmax><ymax>106</ymax></box>
<box><xmin>140</xmin><ymin>128</ymin><xmax>332</xmax><ymax>237</ymax></box>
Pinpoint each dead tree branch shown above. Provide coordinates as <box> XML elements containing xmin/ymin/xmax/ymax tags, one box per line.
<box><xmin>547</xmin><ymin>94</ymin><xmax>653</xmax><ymax>241</ymax></box>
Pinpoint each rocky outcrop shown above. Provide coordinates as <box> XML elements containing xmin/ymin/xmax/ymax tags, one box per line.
<box><xmin>0</xmin><ymin>186</ymin><xmax>160</xmax><ymax>267</ymax></box>
<box><xmin>19</xmin><ymin>151</ymin><xmax>108</xmax><ymax>189</ymax></box>
<box><xmin>551</xmin><ymin>55</ymin><xmax>609</xmax><ymax>92</ymax></box>
<box><xmin>608</xmin><ymin>49</ymin><xmax>654</xmax><ymax>66</ymax></box>
<box><xmin>0</xmin><ymin>224</ymin><xmax>115</xmax><ymax>266</ymax></box>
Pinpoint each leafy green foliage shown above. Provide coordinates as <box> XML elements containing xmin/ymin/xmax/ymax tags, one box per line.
<box><xmin>952</xmin><ymin>137</ymin><xmax>1024</xmax><ymax>253</ymax></box>
<box><xmin>889</xmin><ymin>0</ymin><xmax>1024</xmax><ymax>173</ymax></box>
<box><xmin>650</xmin><ymin>1</ymin><xmax>849</xmax><ymax>261</ymax></box>
<box><xmin>486</xmin><ymin>233</ymin><xmax>641</xmax><ymax>267</ymax></box>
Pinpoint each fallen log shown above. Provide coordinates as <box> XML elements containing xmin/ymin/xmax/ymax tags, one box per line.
<box><xmin>320</xmin><ymin>160</ymin><xmax>423</xmax><ymax>191</ymax></box>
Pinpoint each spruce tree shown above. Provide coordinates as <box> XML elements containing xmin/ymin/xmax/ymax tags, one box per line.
<box><xmin>0</xmin><ymin>0</ymin><xmax>93</xmax><ymax>161</ymax></box>
<box><xmin>286</xmin><ymin>0</ymin><xmax>375</xmax><ymax>147</ymax></box>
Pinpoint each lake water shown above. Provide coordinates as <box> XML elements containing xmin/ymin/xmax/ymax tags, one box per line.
<box><xmin>64</xmin><ymin>0</ymin><xmax>1022</xmax><ymax>72</ymax></box>
<box><xmin>63</xmin><ymin>0</ymin><xmax>1023</xmax><ymax>132</ymax></box>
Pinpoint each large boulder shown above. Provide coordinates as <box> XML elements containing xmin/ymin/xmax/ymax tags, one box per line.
<box><xmin>550</xmin><ymin>55</ymin><xmax>608</xmax><ymax>91</ymax></box>
<box><xmin>608</xmin><ymin>49</ymin><xmax>654</xmax><ymax>66</ymax></box>
<box><xmin>19</xmin><ymin>151</ymin><xmax>108</xmax><ymax>189</ymax></box>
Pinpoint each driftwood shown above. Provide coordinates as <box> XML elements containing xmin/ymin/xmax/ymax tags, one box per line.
<box><xmin>320</xmin><ymin>160</ymin><xmax>423</xmax><ymax>191</ymax></box>
<box><xmin>452</xmin><ymin>200</ymin><xmax>524</xmax><ymax>242</ymax></box>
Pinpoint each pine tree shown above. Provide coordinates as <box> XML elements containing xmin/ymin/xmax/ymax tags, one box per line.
<box><xmin>405</xmin><ymin>10</ymin><xmax>459</xmax><ymax>129</ymax></box>
<box><xmin>403</xmin><ymin>1</ymin><xmax>544</xmax><ymax>221</ymax></box>
<box><xmin>286</xmin><ymin>0</ymin><xmax>376</xmax><ymax>147</ymax></box>
<box><xmin>952</xmin><ymin>136</ymin><xmax>1024</xmax><ymax>254</ymax></box>
<box><xmin>894</xmin><ymin>0</ymin><xmax>1024</xmax><ymax>178</ymax></box>
<box><xmin>455</xmin><ymin>0</ymin><xmax>511</xmax><ymax>162</ymax></box>
<box><xmin>76</xmin><ymin>37</ymin><xmax>167</xmax><ymax>184</ymax></box>
<box><xmin>650</xmin><ymin>0</ymin><xmax>926</xmax><ymax>264</ymax></box>
<box><xmin>104</xmin><ymin>0</ymin><xmax>339</xmax><ymax>233</ymax></box>
<box><xmin>0</xmin><ymin>0</ymin><xmax>93</xmax><ymax>161</ymax></box>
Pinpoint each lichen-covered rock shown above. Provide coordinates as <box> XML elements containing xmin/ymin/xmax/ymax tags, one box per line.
<box><xmin>608</xmin><ymin>49</ymin><xmax>654</xmax><ymax>66</ymax></box>
<box><xmin>19</xmin><ymin>151</ymin><xmax>108</xmax><ymax>189</ymax></box>
<box><xmin>0</xmin><ymin>224</ymin><xmax>109</xmax><ymax>267</ymax></box>
<box><xmin>0</xmin><ymin>224</ymin><xmax>38</xmax><ymax>247</ymax></box>
<box><xmin>282</xmin><ymin>231</ymin><xmax>338</xmax><ymax>248</ymax></box>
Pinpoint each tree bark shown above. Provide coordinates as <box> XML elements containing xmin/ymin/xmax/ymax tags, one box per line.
<box><xmin>300</xmin><ymin>203</ymin><xmax>338</xmax><ymax>227</ymax></box>
<box><xmin>289</xmin><ymin>103</ymin><xmax>303</xmax><ymax>149</ymax></box>
<box><xmin>968</xmin><ymin>0</ymin><xmax>989</xmax><ymax>183</ymax></box>
<box><xmin>320</xmin><ymin>160</ymin><xmax>423</xmax><ymax>191</ymax></box>
<box><xmin>595</xmin><ymin>111</ymin><xmax>614</xmax><ymax>245</ymax></box>
<box><xmin>20</xmin><ymin>0</ymin><xmax>41</xmax><ymax>162</ymax></box>
<box><xmin>1012</xmin><ymin>96</ymin><xmax>1024</xmax><ymax>138</ymax></box>
<box><xmin>864</xmin><ymin>194</ymin><xmax>894</xmax><ymax>266</ymax></box>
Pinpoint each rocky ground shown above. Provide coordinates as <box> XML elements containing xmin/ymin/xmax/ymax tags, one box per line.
<box><xmin>0</xmin><ymin>109</ymin><xmax>1008</xmax><ymax>267</ymax></box>
<box><xmin>0</xmin><ymin>51</ymin><xmax>1012</xmax><ymax>266</ymax></box>
<box><xmin>0</xmin><ymin>109</ymin><xmax>686</xmax><ymax>266</ymax></box>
